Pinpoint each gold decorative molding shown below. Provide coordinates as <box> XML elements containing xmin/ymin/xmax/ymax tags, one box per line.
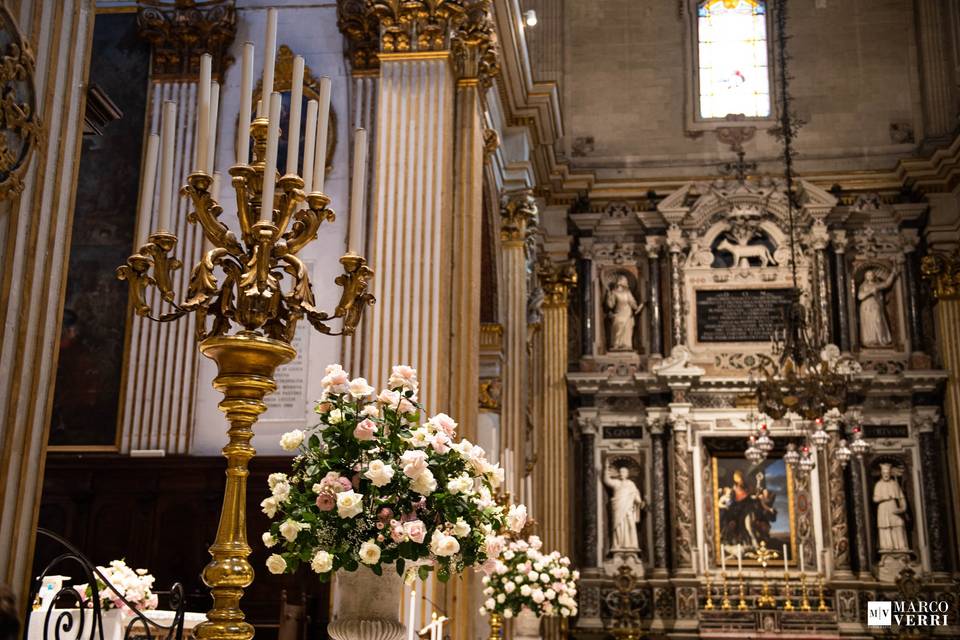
<box><xmin>479</xmin><ymin>321</ymin><xmax>503</xmax><ymax>349</ymax></box>
<box><xmin>370</xmin><ymin>0</ymin><xmax>467</xmax><ymax>53</ymax></box>
<box><xmin>479</xmin><ymin>377</ymin><xmax>501</xmax><ymax>410</ymax></box>
<box><xmin>539</xmin><ymin>260</ymin><xmax>577</xmax><ymax>307</ymax></box>
<box><xmin>499</xmin><ymin>190</ymin><xmax>537</xmax><ymax>242</ymax></box>
<box><xmin>922</xmin><ymin>249</ymin><xmax>960</xmax><ymax>300</ymax></box>
<box><xmin>137</xmin><ymin>0</ymin><xmax>237</xmax><ymax>81</ymax></box>
<box><xmin>252</xmin><ymin>45</ymin><xmax>337</xmax><ymax>174</ymax></box>
<box><xmin>0</xmin><ymin>5</ymin><xmax>40</xmax><ymax>199</ymax></box>
<box><xmin>451</xmin><ymin>0</ymin><xmax>499</xmax><ymax>89</ymax></box>
<box><xmin>337</xmin><ymin>0</ymin><xmax>380</xmax><ymax>72</ymax></box>
<box><xmin>483</xmin><ymin>127</ymin><xmax>499</xmax><ymax>158</ymax></box>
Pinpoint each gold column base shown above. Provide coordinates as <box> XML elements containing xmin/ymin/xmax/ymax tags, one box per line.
<box><xmin>193</xmin><ymin>333</ymin><xmax>296</xmax><ymax>640</ymax></box>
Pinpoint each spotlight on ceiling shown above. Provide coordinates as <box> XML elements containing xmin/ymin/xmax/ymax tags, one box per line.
<box><xmin>524</xmin><ymin>9</ymin><xmax>538</xmax><ymax>27</ymax></box>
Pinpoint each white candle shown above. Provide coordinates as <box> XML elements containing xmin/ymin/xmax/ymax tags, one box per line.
<box><xmin>737</xmin><ymin>544</ymin><xmax>743</xmax><ymax>573</ymax></box>
<box><xmin>195</xmin><ymin>53</ymin><xmax>212</xmax><ymax>173</ymax></box>
<box><xmin>301</xmin><ymin>99</ymin><xmax>318</xmax><ymax>193</ymax></box>
<box><xmin>348</xmin><ymin>127</ymin><xmax>367</xmax><ymax>254</ymax></box>
<box><xmin>783</xmin><ymin>544</ymin><xmax>789</xmax><ymax>572</ymax></box>
<box><xmin>157</xmin><ymin>101</ymin><xmax>177</xmax><ymax>232</ymax></box>
<box><xmin>799</xmin><ymin>546</ymin><xmax>805</xmax><ymax>574</ymax></box>
<box><xmin>237</xmin><ymin>42</ymin><xmax>254</xmax><ymax>164</ymax></box>
<box><xmin>406</xmin><ymin>587</ymin><xmax>416</xmax><ymax>640</ymax></box>
<box><xmin>259</xmin><ymin>8</ymin><xmax>278</xmax><ymax>117</ymax></box>
<box><xmin>206</xmin><ymin>80</ymin><xmax>219</xmax><ymax>175</ymax></box>
<box><xmin>260</xmin><ymin>92</ymin><xmax>281</xmax><ymax>223</ymax></box>
<box><xmin>720</xmin><ymin>546</ymin><xmax>726</xmax><ymax>573</ymax></box>
<box><xmin>312</xmin><ymin>76</ymin><xmax>332</xmax><ymax>191</ymax></box>
<box><xmin>285</xmin><ymin>55</ymin><xmax>305</xmax><ymax>175</ymax></box>
<box><xmin>136</xmin><ymin>133</ymin><xmax>159</xmax><ymax>246</ymax></box>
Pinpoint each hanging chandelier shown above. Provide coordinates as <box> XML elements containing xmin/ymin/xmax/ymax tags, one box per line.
<box><xmin>747</xmin><ymin>0</ymin><xmax>868</xmax><ymax>473</ymax></box>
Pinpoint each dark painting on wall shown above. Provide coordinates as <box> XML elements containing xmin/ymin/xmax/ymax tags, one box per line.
<box><xmin>49</xmin><ymin>13</ymin><xmax>149</xmax><ymax>447</ymax></box>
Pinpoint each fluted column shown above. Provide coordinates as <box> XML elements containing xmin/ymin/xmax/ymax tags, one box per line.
<box><xmin>900</xmin><ymin>233</ymin><xmax>925</xmax><ymax>356</ymax></box>
<box><xmin>121</xmin><ymin>1</ymin><xmax>236</xmax><ymax>453</ymax></box>
<box><xmin>538</xmin><ymin>262</ymin><xmax>576</xmax><ymax>555</ymax></box>
<box><xmin>921</xmin><ymin>249</ymin><xmax>960</xmax><ymax>551</ymax></box>
<box><xmin>915</xmin><ymin>0</ymin><xmax>957</xmax><ymax>140</ymax></box>
<box><xmin>0</xmin><ymin>0</ymin><xmax>94</xmax><ymax>607</ymax></box>
<box><xmin>500</xmin><ymin>192</ymin><xmax>536</xmax><ymax>497</ymax></box>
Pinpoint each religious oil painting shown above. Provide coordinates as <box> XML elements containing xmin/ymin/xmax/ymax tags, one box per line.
<box><xmin>712</xmin><ymin>453</ymin><xmax>796</xmax><ymax>566</ymax></box>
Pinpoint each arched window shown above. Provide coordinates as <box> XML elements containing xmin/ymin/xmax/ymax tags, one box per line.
<box><xmin>696</xmin><ymin>0</ymin><xmax>771</xmax><ymax>119</ymax></box>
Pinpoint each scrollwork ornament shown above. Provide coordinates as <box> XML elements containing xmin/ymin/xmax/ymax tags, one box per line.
<box><xmin>0</xmin><ymin>5</ymin><xmax>40</xmax><ymax>198</ymax></box>
<box><xmin>921</xmin><ymin>249</ymin><xmax>960</xmax><ymax>300</ymax></box>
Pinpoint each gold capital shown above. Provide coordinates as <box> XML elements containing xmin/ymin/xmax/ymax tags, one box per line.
<box><xmin>500</xmin><ymin>190</ymin><xmax>538</xmax><ymax>242</ymax></box>
<box><xmin>137</xmin><ymin>0</ymin><xmax>237</xmax><ymax>80</ymax></box>
<box><xmin>540</xmin><ymin>260</ymin><xmax>577</xmax><ymax>307</ymax></box>
<box><xmin>921</xmin><ymin>249</ymin><xmax>960</xmax><ymax>300</ymax></box>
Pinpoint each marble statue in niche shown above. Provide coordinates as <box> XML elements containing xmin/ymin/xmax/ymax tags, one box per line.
<box><xmin>858</xmin><ymin>268</ymin><xmax>898</xmax><ymax>347</ymax></box>
<box><xmin>873</xmin><ymin>463</ymin><xmax>910</xmax><ymax>552</ymax></box>
<box><xmin>604</xmin><ymin>463</ymin><xmax>646</xmax><ymax>551</ymax></box>
<box><xmin>604</xmin><ymin>273</ymin><xmax>643</xmax><ymax>352</ymax></box>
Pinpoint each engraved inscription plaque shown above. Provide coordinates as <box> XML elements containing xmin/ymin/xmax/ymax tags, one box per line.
<box><xmin>696</xmin><ymin>288</ymin><xmax>792</xmax><ymax>343</ymax></box>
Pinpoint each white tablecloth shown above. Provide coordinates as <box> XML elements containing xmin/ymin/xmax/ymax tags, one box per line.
<box><xmin>26</xmin><ymin>608</ymin><xmax>207</xmax><ymax>640</ymax></box>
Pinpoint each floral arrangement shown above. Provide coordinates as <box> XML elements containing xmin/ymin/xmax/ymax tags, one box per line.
<box><xmin>75</xmin><ymin>559</ymin><xmax>158</xmax><ymax>612</ymax></box>
<box><xmin>261</xmin><ymin>364</ymin><xmax>527</xmax><ymax>582</ymax></box>
<box><xmin>479</xmin><ymin>535</ymin><xmax>579</xmax><ymax>619</ymax></box>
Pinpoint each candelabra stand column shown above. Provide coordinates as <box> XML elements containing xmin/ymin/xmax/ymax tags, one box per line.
<box><xmin>194</xmin><ymin>334</ymin><xmax>295</xmax><ymax>640</ymax></box>
<box><xmin>921</xmin><ymin>250</ymin><xmax>960</xmax><ymax>552</ymax></box>
<box><xmin>500</xmin><ymin>193</ymin><xmax>536</xmax><ymax>497</ymax></box>
<box><xmin>539</xmin><ymin>262</ymin><xmax>577</xmax><ymax>555</ymax></box>
<box><xmin>830</xmin><ymin>231</ymin><xmax>851</xmax><ymax>352</ymax></box>
<box><xmin>646</xmin><ymin>239</ymin><xmax>663</xmax><ymax>358</ymax></box>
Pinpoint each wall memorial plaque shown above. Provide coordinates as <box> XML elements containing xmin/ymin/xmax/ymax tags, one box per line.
<box><xmin>602</xmin><ymin>426</ymin><xmax>644</xmax><ymax>440</ymax></box>
<box><xmin>695</xmin><ymin>288</ymin><xmax>793</xmax><ymax>343</ymax></box>
<box><xmin>863</xmin><ymin>424</ymin><xmax>909</xmax><ymax>439</ymax></box>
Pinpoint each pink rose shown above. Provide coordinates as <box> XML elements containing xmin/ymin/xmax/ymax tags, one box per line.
<box><xmin>378</xmin><ymin>507</ymin><xmax>394</xmax><ymax>521</ymax></box>
<box><xmin>316</xmin><ymin>494</ymin><xmax>335</xmax><ymax>511</ymax></box>
<box><xmin>428</xmin><ymin>432</ymin><xmax>450</xmax><ymax>454</ymax></box>
<box><xmin>353</xmin><ymin>419</ymin><xmax>378</xmax><ymax>441</ymax></box>
<box><xmin>390</xmin><ymin>521</ymin><xmax>406</xmax><ymax>543</ymax></box>
<box><xmin>403</xmin><ymin>519</ymin><xmax>427</xmax><ymax>544</ymax></box>
<box><xmin>428</xmin><ymin>413</ymin><xmax>458</xmax><ymax>436</ymax></box>
<box><xmin>479</xmin><ymin>558</ymin><xmax>498</xmax><ymax>576</ymax></box>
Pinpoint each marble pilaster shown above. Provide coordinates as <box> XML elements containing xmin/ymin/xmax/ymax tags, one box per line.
<box><xmin>831</xmin><ymin>230</ymin><xmax>852</xmax><ymax>352</ymax></box>
<box><xmin>646</xmin><ymin>239</ymin><xmax>663</xmax><ymax>357</ymax></box>
<box><xmin>810</xmin><ymin>220</ymin><xmax>831</xmax><ymax>345</ymax></box>
<box><xmin>916</xmin><ymin>410</ymin><xmax>951</xmax><ymax>573</ymax></box>
<box><xmin>848</xmin><ymin>458</ymin><xmax>870</xmax><ymax>575</ymax></box>
<box><xmin>666</xmin><ymin>224</ymin><xmax>686</xmax><ymax>347</ymax></box>
<box><xmin>915</xmin><ymin>0</ymin><xmax>957</xmax><ymax>141</ymax></box>
<box><xmin>650</xmin><ymin>419</ymin><xmax>668</xmax><ymax>570</ymax></box>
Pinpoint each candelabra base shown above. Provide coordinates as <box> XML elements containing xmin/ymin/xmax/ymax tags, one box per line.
<box><xmin>193</xmin><ymin>333</ymin><xmax>296</xmax><ymax>640</ymax></box>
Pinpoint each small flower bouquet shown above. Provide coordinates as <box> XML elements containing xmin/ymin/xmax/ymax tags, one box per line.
<box><xmin>479</xmin><ymin>536</ymin><xmax>579</xmax><ymax>619</ymax></box>
<box><xmin>75</xmin><ymin>559</ymin><xmax>158</xmax><ymax>612</ymax></box>
<box><xmin>262</xmin><ymin>364</ymin><xmax>527</xmax><ymax>582</ymax></box>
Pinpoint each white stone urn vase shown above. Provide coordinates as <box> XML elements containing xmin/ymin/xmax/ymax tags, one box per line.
<box><xmin>328</xmin><ymin>566</ymin><xmax>406</xmax><ymax>640</ymax></box>
<box><xmin>513</xmin><ymin>608</ymin><xmax>541</xmax><ymax>639</ymax></box>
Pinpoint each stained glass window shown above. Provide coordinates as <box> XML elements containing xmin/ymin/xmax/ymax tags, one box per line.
<box><xmin>697</xmin><ymin>0</ymin><xmax>771</xmax><ymax>119</ymax></box>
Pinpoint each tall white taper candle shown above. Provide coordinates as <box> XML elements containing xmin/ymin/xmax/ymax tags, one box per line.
<box><xmin>406</xmin><ymin>587</ymin><xmax>416</xmax><ymax>640</ymax></box>
<box><xmin>737</xmin><ymin>544</ymin><xmax>743</xmax><ymax>573</ymax></box>
<box><xmin>237</xmin><ymin>42</ymin><xmax>254</xmax><ymax>163</ymax></box>
<box><xmin>206</xmin><ymin>80</ymin><xmax>219</xmax><ymax>175</ymax></box>
<box><xmin>348</xmin><ymin>127</ymin><xmax>367</xmax><ymax>254</ymax></box>
<box><xmin>799</xmin><ymin>546</ymin><xmax>804</xmax><ymax>573</ymax></box>
<box><xmin>195</xmin><ymin>53</ymin><xmax>212</xmax><ymax>173</ymax></box>
<box><xmin>721</xmin><ymin>546</ymin><xmax>726</xmax><ymax>573</ymax></box>
<box><xmin>285</xmin><ymin>55</ymin><xmax>305</xmax><ymax>175</ymax></box>
<box><xmin>157</xmin><ymin>101</ymin><xmax>177</xmax><ymax>232</ymax></box>
<box><xmin>301</xmin><ymin>99</ymin><xmax>318</xmax><ymax>194</ymax></box>
<box><xmin>260</xmin><ymin>92</ymin><xmax>281</xmax><ymax>223</ymax></box>
<box><xmin>783</xmin><ymin>544</ymin><xmax>789</xmax><ymax>572</ymax></box>
<box><xmin>312</xmin><ymin>76</ymin><xmax>332</xmax><ymax>192</ymax></box>
<box><xmin>258</xmin><ymin>9</ymin><xmax>278</xmax><ymax>118</ymax></box>
<box><xmin>136</xmin><ymin>133</ymin><xmax>159</xmax><ymax>246</ymax></box>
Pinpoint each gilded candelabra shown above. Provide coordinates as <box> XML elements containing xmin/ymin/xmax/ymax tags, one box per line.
<box><xmin>755</xmin><ymin>541</ymin><xmax>778</xmax><ymax>608</ymax></box>
<box><xmin>117</xmin><ymin>116</ymin><xmax>374</xmax><ymax>640</ymax></box>
<box><xmin>703</xmin><ymin>571</ymin><xmax>715</xmax><ymax>610</ymax></box>
<box><xmin>736</xmin><ymin>572</ymin><xmax>748</xmax><ymax>610</ymax></box>
<box><xmin>782</xmin><ymin>572</ymin><xmax>794</xmax><ymax>611</ymax></box>
<box><xmin>816</xmin><ymin>573</ymin><xmax>829</xmax><ymax>612</ymax></box>
<box><xmin>798</xmin><ymin>573</ymin><xmax>812</xmax><ymax>611</ymax></box>
<box><xmin>720</xmin><ymin>572</ymin><xmax>731</xmax><ymax>610</ymax></box>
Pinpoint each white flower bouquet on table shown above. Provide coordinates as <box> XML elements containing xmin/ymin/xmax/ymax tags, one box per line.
<box><xmin>262</xmin><ymin>364</ymin><xmax>525</xmax><ymax>582</ymax></box>
<box><xmin>479</xmin><ymin>536</ymin><xmax>579</xmax><ymax>620</ymax></box>
<box><xmin>75</xmin><ymin>559</ymin><xmax>158</xmax><ymax>612</ymax></box>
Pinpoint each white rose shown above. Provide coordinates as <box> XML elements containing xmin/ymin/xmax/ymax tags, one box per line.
<box><xmin>446</xmin><ymin>475</ymin><xmax>473</xmax><ymax>495</ymax></box>
<box><xmin>503</xmin><ymin>550</ymin><xmax>515</xmax><ymax>561</ymax></box>
<box><xmin>361</xmin><ymin>404</ymin><xmax>380</xmax><ymax>418</ymax></box>
<box><xmin>268</xmin><ymin>473</ymin><xmax>288</xmax><ymax>490</ymax></box>
<box><xmin>364</xmin><ymin>460</ymin><xmax>395</xmax><ymax>487</ymax></box>
<box><xmin>410</xmin><ymin>469</ymin><xmax>437</xmax><ymax>495</ymax></box>
<box><xmin>348</xmin><ymin>377</ymin><xmax>375</xmax><ymax>399</ymax></box>
<box><xmin>520</xmin><ymin>585</ymin><xmax>532</xmax><ymax>596</ymax></box>
<box><xmin>430</xmin><ymin>530</ymin><xmax>461</xmax><ymax>557</ymax></box>
<box><xmin>279</xmin><ymin>429</ymin><xmax>304</xmax><ymax>451</ymax></box>
<box><xmin>545</xmin><ymin>588</ymin><xmax>556</xmax><ymax>600</ymax></box>
<box><xmin>359</xmin><ymin>540</ymin><xmax>382</xmax><ymax>565</ymax></box>
<box><xmin>279</xmin><ymin>519</ymin><xmax>307</xmax><ymax>542</ymax></box>
<box><xmin>540</xmin><ymin>573</ymin><xmax>550</xmax><ymax>584</ymax></box>
<box><xmin>478</xmin><ymin>607</ymin><xmax>487</xmax><ymax>616</ymax></box>
<box><xmin>328</xmin><ymin>409</ymin><xmax>344</xmax><ymax>424</ymax></box>
<box><xmin>452</xmin><ymin>518</ymin><xmax>471</xmax><ymax>538</ymax></box>
<box><xmin>503</xmin><ymin>609</ymin><xmax>513</xmax><ymax>619</ymax></box>
<box><xmin>262</xmin><ymin>532</ymin><xmax>277</xmax><ymax>548</ymax></box>
<box><xmin>507</xmin><ymin>504</ymin><xmax>527</xmax><ymax>532</ymax></box>
<box><xmin>504</xmin><ymin>581</ymin><xmax>516</xmax><ymax>594</ymax></box>
<box><xmin>311</xmin><ymin>550</ymin><xmax>333</xmax><ymax>573</ymax></box>
<box><xmin>561</xmin><ymin>607</ymin><xmax>570</xmax><ymax>617</ymax></box>
<box><xmin>483</xmin><ymin>587</ymin><xmax>494</xmax><ymax>596</ymax></box>
<box><xmin>529</xmin><ymin>571</ymin><xmax>539</xmax><ymax>582</ymax></box>
<box><xmin>266</xmin><ymin>554</ymin><xmax>287</xmax><ymax>574</ymax></box>
<box><xmin>336</xmin><ymin>490</ymin><xmax>364</xmax><ymax>518</ymax></box>
<box><xmin>260</xmin><ymin>496</ymin><xmax>279</xmax><ymax>518</ymax></box>
<box><xmin>532</xmin><ymin>589</ymin><xmax>545</xmax><ymax>604</ymax></box>
<box><xmin>485</xmin><ymin>598</ymin><xmax>495</xmax><ymax>610</ymax></box>
<box><xmin>533</xmin><ymin>562</ymin><xmax>544</xmax><ymax>572</ymax></box>
<box><xmin>408</xmin><ymin>428</ymin><xmax>431</xmax><ymax>448</ymax></box>
<box><xmin>496</xmin><ymin>594</ymin><xmax>506</xmax><ymax>604</ymax></box>
<box><xmin>271</xmin><ymin>480</ymin><xmax>290</xmax><ymax>503</ymax></box>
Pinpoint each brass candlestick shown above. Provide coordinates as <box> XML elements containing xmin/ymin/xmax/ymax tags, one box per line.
<box><xmin>736</xmin><ymin>572</ymin><xmax>748</xmax><ymax>610</ymax></box>
<box><xmin>704</xmin><ymin>571</ymin><xmax>715</xmax><ymax>610</ymax></box>
<box><xmin>782</xmin><ymin>572</ymin><xmax>794</xmax><ymax>611</ymax></box>
<box><xmin>117</xmin><ymin>118</ymin><xmax>374</xmax><ymax>640</ymax></box>
<box><xmin>754</xmin><ymin>541</ymin><xmax>778</xmax><ymax>608</ymax></box>
<box><xmin>799</xmin><ymin>573</ymin><xmax>812</xmax><ymax>611</ymax></box>
<box><xmin>487</xmin><ymin>613</ymin><xmax>502</xmax><ymax>640</ymax></box>
<box><xmin>817</xmin><ymin>573</ymin><xmax>828</xmax><ymax>612</ymax></box>
<box><xmin>720</xmin><ymin>572</ymin><xmax>732</xmax><ymax>610</ymax></box>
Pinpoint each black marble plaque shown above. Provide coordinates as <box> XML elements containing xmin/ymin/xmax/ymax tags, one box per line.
<box><xmin>695</xmin><ymin>288</ymin><xmax>792</xmax><ymax>343</ymax></box>
<box><xmin>863</xmin><ymin>424</ymin><xmax>909</xmax><ymax>439</ymax></box>
<box><xmin>603</xmin><ymin>426</ymin><xmax>643</xmax><ymax>439</ymax></box>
